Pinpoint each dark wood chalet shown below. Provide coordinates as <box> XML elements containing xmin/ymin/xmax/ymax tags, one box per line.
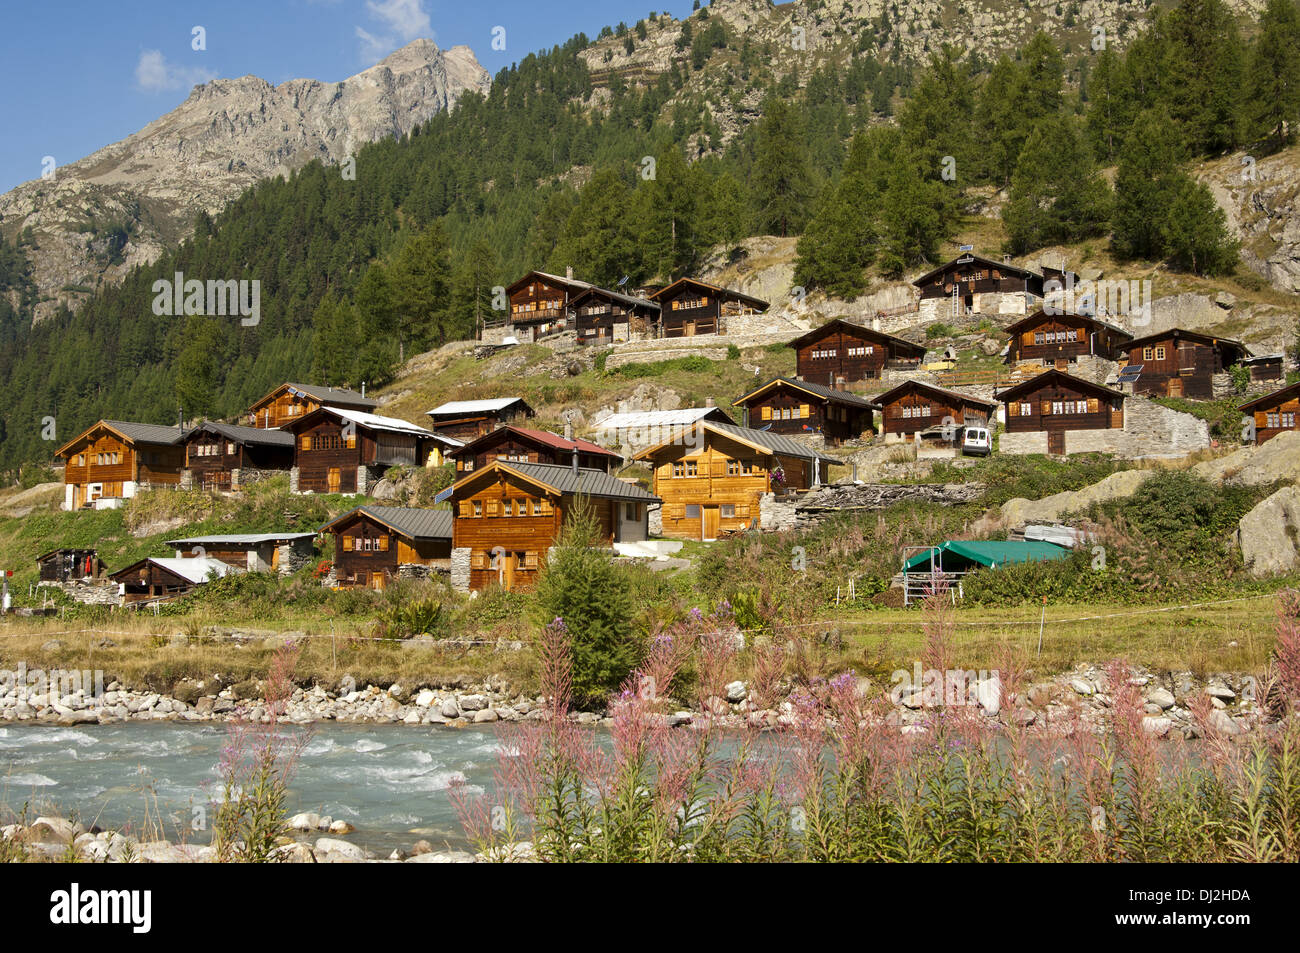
<box><xmin>426</xmin><ymin>397</ymin><xmax>536</xmax><ymax>442</ymax></box>
<box><xmin>504</xmin><ymin>270</ymin><xmax>593</xmax><ymax>338</ymax></box>
<box><xmin>37</xmin><ymin>549</ymin><xmax>106</xmax><ymax>582</ymax></box>
<box><xmin>245</xmin><ymin>382</ymin><xmax>377</xmax><ymax>429</ymax></box>
<box><xmin>319</xmin><ymin>506</ymin><xmax>454</xmax><ymax>590</ymax></box>
<box><xmin>451</xmin><ymin>425</ymin><xmax>621</xmax><ymax>474</ymax></box>
<box><xmin>788</xmin><ymin>319</ymin><xmax>927</xmax><ymax>384</ymax></box>
<box><xmin>184</xmin><ymin>422</ymin><xmax>295</xmax><ymax>491</ymax></box>
<box><xmin>649</xmin><ymin>278</ymin><xmax>768</xmax><ymax>337</ymax></box>
<box><xmin>914</xmin><ymin>253</ymin><xmax>1045</xmax><ymax>318</ymax></box>
<box><xmin>57</xmin><ymin>420</ymin><xmax>187</xmax><ymax>511</ymax></box>
<box><xmin>1119</xmin><ymin>329</ymin><xmax>1248</xmax><ymax>399</ymax></box>
<box><xmin>164</xmin><ymin>533</ymin><xmax>317</xmax><ymax>572</ymax></box>
<box><xmin>1241</xmin><ymin>355</ymin><xmax>1286</xmax><ymax>385</ymax></box>
<box><xmin>286</xmin><ymin>407</ymin><xmax>444</xmax><ymax>494</ymax></box>
<box><xmin>873</xmin><ymin>381</ymin><xmax>996</xmax><ymax>440</ymax></box>
<box><xmin>450</xmin><ymin>460</ymin><xmax>659</xmax><ymax>592</ymax></box>
<box><xmin>109</xmin><ymin>556</ymin><xmax>236</xmax><ymax>604</ymax></box>
<box><xmin>1004</xmin><ymin>311</ymin><xmax>1133</xmax><ymax>367</ymax></box>
<box><xmin>1240</xmin><ymin>381</ymin><xmax>1300</xmax><ymax>445</ymax></box>
<box><xmin>733</xmin><ymin>377</ymin><xmax>880</xmax><ymax>445</ymax></box>
<box><xmin>633</xmin><ymin>421</ymin><xmax>837</xmax><ymax>541</ymax></box>
<box><xmin>998</xmin><ymin>370</ymin><xmax>1125</xmax><ymax>454</ymax></box>
<box><xmin>571</xmin><ymin>286</ymin><xmax>659</xmax><ymax>345</ymax></box>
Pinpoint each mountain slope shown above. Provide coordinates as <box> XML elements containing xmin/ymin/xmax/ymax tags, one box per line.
<box><xmin>0</xmin><ymin>40</ymin><xmax>488</xmax><ymax>322</ymax></box>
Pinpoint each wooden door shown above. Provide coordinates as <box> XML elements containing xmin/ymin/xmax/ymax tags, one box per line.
<box><xmin>1047</xmin><ymin>430</ymin><xmax>1065</xmax><ymax>455</ymax></box>
<box><xmin>684</xmin><ymin>321</ymin><xmax>695</xmax><ymax>337</ymax></box>
<box><xmin>327</xmin><ymin>467</ymin><xmax>341</xmax><ymax>493</ymax></box>
<box><xmin>702</xmin><ymin>506</ymin><xmax>720</xmax><ymax>541</ymax></box>
<box><xmin>501</xmin><ymin>552</ymin><xmax>517</xmax><ymax>591</ymax></box>
<box><xmin>370</xmin><ymin>571</ymin><xmax>386</xmax><ymax>591</ymax></box>
<box><xmin>1167</xmin><ymin>377</ymin><xmax>1183</xmax><ymax>398</ymax></box>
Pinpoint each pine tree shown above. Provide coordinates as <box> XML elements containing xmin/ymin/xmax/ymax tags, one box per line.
<box><xmin>1246</xmin><ymin>0</ymin><xmax>1300</xmax><ymax>151</ymax></box>
<box><xmin>390</xmin><ymin>224</ymin><xmax>453</xmax><ymax>354</ymax></box>
<box><xmin>554</xmin><ymin>167</ymin><xmax>639</xmax><ymax>286</ymax></box>
<box><xmin>1085</xmin><ymin>46</ymin><xmax>1132</xmax><ymax>163</ymax></box>
<box><xmin>1111</xmin><ymin>110</ymin><xmax>1184</xmax><ymax>261</ymax></box>
<box><xmin>1002</xmin><ymin>113</ymin><xmax>1111</xmax><ymax>255</ymax></box>
<box><xmin>1162</xmin><ymin>0</ymin><xmax>1245</xmax><ymax>154</ymax></box>
<box><xmin>751</xmin><ymin>97</ymin><xmax>813</xmax><ymax>236</ymax></box>
<box><xmin>1162</xmin><ymin>176</ymin><xmax>1239</xmax><ymax>275</ymax></box>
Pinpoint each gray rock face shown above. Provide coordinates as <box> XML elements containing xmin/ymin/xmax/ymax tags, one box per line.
<box><xmin>1238</xmin><ymin>485</ymin><xmax>1300</xmax><ymax>577</ymax></box>
<box><xmin>0</xmin><ymin>39</ymin><xmax>489</xmax><ymax>321</ymax></box>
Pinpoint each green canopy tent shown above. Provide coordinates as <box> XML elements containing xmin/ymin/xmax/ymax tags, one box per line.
<box><xmin>902</xmin><ymin>540</ymin><xmax>1070</xmax><ymax>605</ymax></box>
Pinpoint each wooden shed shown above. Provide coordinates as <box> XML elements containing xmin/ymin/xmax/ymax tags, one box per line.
<box><xmin>1118</xmin><ymin>328</ymin><xmax>1247</xmax><ymax>399</ymax></box>
<box><xmin>426</xmin><ymin>397</ymin><xmax>536</xmax><ymax>443</ymax></box>
<box><xmin>319</xmin><ymin>506</ymin><xmax>454</xmax><ymax>590</ymax></box>
<box><xmin>286</xmin><ymin>406</ymin><xmax>447</xmax><ymax>494</ymax></box>
<box><xmin>571</xmin><ymin>286</ymin><xmax>659</xmax><ymax>345</ymax></box>
<box><xmin>649</xmin><ymin>278</ymin><xmax>768</xmax><ymax>337</ymax></box>
<box><xmin>1003</xmin><ymin>310</ymin><xmax>1133</xmax><ymax>367</ymax></box>
<box><xmin>451</xmin><ymin>425</ymin><xmax>621</xmax><ymax>474</ymax></box>
<box><xmin>109</xmin><ymin>556</ymin><xmax>236</xmax><ymax>604</ymax></box>
<box><xmin>184</xmin><ymin>421</ymin><xmax>295</xmax><ymax>490</ymax></box>
<box><xmin>37</xmin><ymin>549</ymin><xmax>106</xmax><ymax>582</ymax></box>
<box><xmin>997</xmin><ymin>369</ymin><xmax>1125</xmax><ymax>454</ymax></box>
<box><xmin>873</xmin><ymin>381</ymin><xmax>996</xmax><ymax>440</ymax></box>
<box><xmin>164</xmin><ymin>532</ymin><xmax>318</xmax><ymax>572</ymax></box>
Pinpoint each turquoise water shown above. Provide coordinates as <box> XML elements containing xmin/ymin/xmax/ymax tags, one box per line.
<box><xmin>0</xmin><ymin>722</ymin><xmax>511</xmax><ymax>854</ymax></box>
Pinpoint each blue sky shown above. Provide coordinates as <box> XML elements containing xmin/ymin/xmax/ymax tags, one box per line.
<box><xmin>0</xmin><ymin>0</ymin><xmax>697</xmax><ymax>193</ymax></box>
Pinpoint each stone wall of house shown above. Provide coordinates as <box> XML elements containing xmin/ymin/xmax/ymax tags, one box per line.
<box><xmin>37</xmin><ymin>580</ymin><xmax>118</xmax><ymax>606</ymax></box>
<box><xmin>1212</xmin><ymin>372</ymin><xmax>1235</xmax><ymax>399</ymax></box>
<box><xmin>759</xmin><ymin>492</ymin><xmax>799</xmax><ymax>532</ymax></box>
<box><xmin>999</xmin><ymin>396</ymin><xmax>1209</xmax><ymax>458</ymax></box>
<box><xmin>604</xmin><ymin>345</ymin><xmax>729</xmax><ymax>369</ymax></box>
<box><xmin>396</xmin><ymin>563</ymin><xmax>451</xmax><ymax>581</ymax></box>
<box><xmin>450</xmin><ymin>547</ymin><xmax>471</xmax><ymax>593</ymax></box>
<box><xmin>277</xmin><ymin>539</ymin><xmax>316</xmax><ymax>575</ymax></box>
<box><xmin>648</xmin><ymin>504</ymin><xmax>663</xmax><ymax>536</ymax></box>
<box><xmin>357</xmin><ymin>465</ymin><xmax>375</xmax><ymax>495</ymax></box>
<box><xmin>289</xmin><ymin>467</ymin><xmax>300</xmax><ymax>493</ymax></box>
<box><xmin>232</xmin><ymin>467</ymin><xmax>280</xmax><ymax>490</ymax></box>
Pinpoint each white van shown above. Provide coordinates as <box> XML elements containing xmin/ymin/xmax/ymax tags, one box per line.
<box><xmin>961</xmin><ymin>426</ymin><xmax>992</xmax><ymax>456</ymax></box>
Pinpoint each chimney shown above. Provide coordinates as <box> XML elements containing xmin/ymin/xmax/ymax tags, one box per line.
<box><xmin>361</xmin><ymin>382</ymin><xmax>366</xmax><ymax>398</ymax></box>
<box><xmin>178</xmin><ymin>407</ymin><xmax>184</xmax><ymax>431</ymax></box>
<box><xmin>572</xmin><ymin>447</ymin><xmax>579</xmax><ymax>475</ymax></box>
<box><xmin>835</xmin><ymin>377</ymin><xmax>846</xmax><ymax>392</ymax></box>
<box><xmin>564</xmin><ymin>413</ymin><xmax>574</xmax><ymax>441</ymax></box>
<box><xmin>565</xmin><ymin>265</ymin><xmax>574</xmax><ymax>281</ymax></box>
<box><xmin>705</xmin><ymin>396</ymin><xmax>715</xmax><ymax>408</ymax></box>
<box><xmin>872</xmin><ymin>316</ymin><xmax>881</xmax><ymax>332</ymax></box>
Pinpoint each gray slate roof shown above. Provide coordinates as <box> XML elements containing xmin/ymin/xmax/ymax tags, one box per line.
<box><xmin>496</xmin><ymin>461</ymin><xmax>660</xmax><ymax>502</ymax></box>
<box><xmin>742</xmin><ymin>377</ymin><xmax>882</xmax><ymax>410</ymax></box>
<box><xmin>165</xmin><ymin>533</ymin><xmax>316</xmax><ymax>547</ymax></box>
<box><xmin>321</xmin><ymin>506</ymin><xmax>454</xmax><ymax>540</ymax></box>
<box><xmin>706</xmin><ymin>422</ymin><xmax>840</xmax><ymax>466</ymax></box>
<box><xmin>285</xmin><ymin>383</ymin><xmax>377</xmax><ymax>409</ymax></box>
<box><xmin>103</xmin><ymin>420</ymin><xmax>187</xmax><ymax>445</ymax></box>
<box><xmin>188</xmin><ymin>421</ymin><xmax>295</xmax><ymax>447</ymax></box>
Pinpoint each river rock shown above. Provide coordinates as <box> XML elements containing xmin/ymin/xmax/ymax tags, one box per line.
<box><xmin>441</xmin><ymin>699</ymin><xmax>460</xmax><ymax>719</ymax></box>
<box><xmin>1146</xmin><ymin>688</ymin><xmax>1176</xmax><ymax>710</ymax></box>
<box><xmin>971</xmin><ymin>676</ymin><xmax>1001</xmax><ymax>716</ymax></box>
<box><xmin>290</xmin><ymin>812</ymin><xmax>321</xmax><ymax>832</ymax></box>
<box><xmin>473</xmin><ymin>709</ymin><xmax>499</xmax><ymax>723</ymax></box>
<box><xmin>328</xmin><ymin>820</ymin><xmax>355</xmax><ymax>835</ymax></box>
<box><xmin>415</xmin><ymin>689</ymin><xmax>437</xmax><ymax>707</ymax></box>
<box><xmin>1069</xmin><ymin>678</ymin><xmax>1094</xmax><ymax>696</ymax></box>
<box><xmin>725</xmin><ymin>681</ymin><xmax>747</xmax><ymax>703</ymax></box>
<box><xmin>314</xmin><ymin>837</ymin><xmax>369</xmax><ymax>861</ymax></box>
<box><xmin>458</xmin><ymin>694</ymin><xmax>488</xmax><ymax>712</ymax></box>
<box><xmin>1209</xmin><ymin>709</ymin><xmax>1244</xmax><ymax>736</ymax></box>
<box><xmin>1206</xmin><ymin>684</ymin><xmax>1236</xmax><ymax>701</ymax></box>
<box><xmin>406</xmin><ymin>850</ymin><xmax>477</xmax><ymax>863</ymax></box>
<box><xmin>29</xmin><ymin>816</ymin><xmax>79</xmax><ymax>845</ymax></box>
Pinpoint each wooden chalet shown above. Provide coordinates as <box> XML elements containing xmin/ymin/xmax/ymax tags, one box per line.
<box><xmin>286</xmin><ymin>407</ymin><xmax>446</xmax><ymax>495</ymax></box>
<box><xmin>787</xmin><ymin>319</ymin><xmax>927</xmax><ymax>384</ymax></box>
<box><xmin>633</xmin><ymin>421</ymin><xmax>838</xmax><ymax>541</ymax></box>
<box><xmin>451</xmin><ymin>425</ymin><xmax>621</xmax><ymax>474</ymax></box>
<box><xmin>245</xmin><ymin>382</ymin><xmax>377</xmax><ymax>429</ymax></box>
<box><xmin>426</xmin><ymin>397</ymin><xmax>536</xmax><ymax>442</ymax></box>
<box><xmin>449</xmin><ymin>460</ymin><xmax>659</xmax><ymax>591</ymax></box>
<box><xmin>1240</xmin><ymin>381</ymin><xmax>1300</xmax><ymax>445</ymax></box>
<box><xmin>1003</xmin><ymin>310</ymin><xmax>1133</xmax><ymax>367</ymax></box>
<box><xmin>733</xmin><ymin>377</ymin><xmax>880</xmax><ymax>445</ymax></box>
<box><xmin>589</xmin><ymin>406</ymin><xmax>736</xmax><ymax>454</ymax></box>
<box><xmin>109</xmin><ymin>556</ymin><xmax>236</xmax><ymax>605</ymax></box>
<box><xmin>873</xmin><ymin>381</ymin><xmax>996</xmax><ymax>441</ymax></box>
<box><xmin>319</xmin><ymin>506</ymin><xmax>454</xmax><ymax>590</ymax></box>
<box><xmin>914</xmin><ymin>253</ymin><xmax>1045</xmax><ymax>319</ymax></box>
<box><xmin>184</xmin><ymin>422</ymin><xmax>295</xmax><ymax>491</ymax></box>
<box><xmin>571</xmin><ymin>286</ymin><xmax>659</xmax><ymax>345</ymax></box>
<box><xmin>57</xmin><ymin>419</ymin><xmax>187</xmax><ymax>511</ymax></box>
<box><xmin>164</xmin><ymin>532</ymin><xmax>317</xmax><ymax>572</ymax></box>
<box><xmin>1241</xmin><ymin>354</ymin><xmax>1287</xmax><ymax>385</ymax></box>
<box><xmin>504</xmin><ymin>270</ymin><xmax>593</xmax><ymax>339</ymax></box>
<box><xmin>649</xmin><ymin>278</ymin><xmax>768</xmax><ymax>337</ymax></box>
<box><xmin>997</xmin><ymin>369</ymin><xmax>1125</xmax><ymax>455</ymax></box>
<box><xmin>37</xmin><ymin>549</ymin><xmax>106</xmax><ymax>583</ymax></box>
<box><xmin>1118</xmin><ymin>328</ymin><xmax>1247</xmax><ymax>399</ymax></box>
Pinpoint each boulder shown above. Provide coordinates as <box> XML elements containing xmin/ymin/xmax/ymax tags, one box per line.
<box><xmin>289</xmin><ymin>812</ymin><xmax>321</xmax><ymax>832</ymax></box>
<box><xmin>328</xmin><ymin>820</ymin><xmax>355</xmax><ymax>835</ymax></box>
<box><xmin>414</xmin><ymin>689</ymin><xmax>437</xmax><ymax>707</ymax></box>
<box><xmin>1146</xmin><ymin>688</ymin><xmax>1176</xmax><ymax>710</ymax></box>
<box><xmin>1238</xmin><ymin>485</ymin><xmax>1300</xmax><ymax>577</ymax></box>
<box><xmin>1194</xmin><ymin>430</ymin><xmax>1300</xmax><ymax>487</ymax></box>
<box><xmin>29</xmin><ymin>816</ymin><xmax>79</xmax><ymax>845</ymax></box>
<box><xmin>993</xmin><ymin>469</ymin><xmax>1153</xmax><ymax>531</ymax></box>
<box><xmin>724</xmin><ymin>681</ymin><xmax>747</xmax><ymax>703</ymax></box>
<box><xmin>313</xmin><ymin>837</ymin><xmax>369</xmax><ymax>861</ymax></box>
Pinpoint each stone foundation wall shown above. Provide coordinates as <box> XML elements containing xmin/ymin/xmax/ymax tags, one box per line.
<box><xmin>450</xmin><ymin>548</ymin><xmax>471</xmax><ymax>593</ymax></box>
<box><xmin>37</xmin><ymin>580</ymin><xmax>119</xmax><ymax>606</ymax></box>
<box><xmin>605</xmin><ymin>345</ymin><xmax>729</xmax><ymax>369</ymax></box>
<box><xmin>395</xmin><ymin>563</ymin><xmax>451</xmax><ymax>581</ymax></box>
<box><xmin>759</xmin><ymin>493</ymin><xmax>799</xmax><ymax>532</ymax></box>
<box><xmin>232</xmin><ymin>467</ymin><xmax>282</xmax><ymax>490</ymax></box>
<box><xmin>648</xmin><ymin>504</ymin><xmax>663</xmax><ymax>537</ymax></box>
<box><xmin>999</xmin><ymin>397</ymin><xmax>1209</xmax><ymax>458</ymax></box>
<box><xmin>289</xmin><ymin>467</ymin><xmax>300</xmax><ymax>493</ymax></box>
<box><xmin>277</xmin><ymin>539</ymin><xmax>316</xmax><ymax>575</ymax></box>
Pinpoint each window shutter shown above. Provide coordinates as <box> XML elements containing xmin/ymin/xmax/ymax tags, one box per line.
<box><xmin>1008</xmin><ymin>402</ymin><xmax>1018</xmax><ymax>416</ymax></box>
<box><xmin>761</xmin><ymin>406</ymin><xmax>772</xmax><ymax>421</ymax></box>
<box><xmin>486</xmin><ymin>500</ymin><xmax>499</xmax><ymax>516</ymax></box>
<box><xmin>1040</xmin><ymin>400</ymin><xmax>1051</xmax><ymax>415</ymax></box>
<box><xmin>346</xmin><ymin>434</ymin><xmax>356</xmax><ymax>449</ymax></box>
<box><xmin>300</xmin><ymin>435</ymin><xmax>311</xmax><ymax>451</ymax></box>
<box><xmin>799</xmin><ymin>404</ymin><xmax>810</xmax><ymax>418</ymax></box>
<box><xmin>524</xmin><ymin>551</ymin><xmax>538</xmax><ymax>569</ymax></box>
<box><xmin>458</xmin><ymin>501</ymin><xmax>469</xmax><ymax>517</ymax></box>
<box><xmin>1087</xmin><ymin>398</ymin><xmax>1099</xmax><ymax>414</ymax></box>
<box><xmin>342</xmin><ymin>536</ymin><xmax>353</xmax><ymax>551</ymax></box>
<box><xmin>379</xmin><ymin>535</ymin><xmax>389</xmax><ymax>552</ymax></box>
<box><xmin>470</xmin><ymin>552</ymin><xmax>487</xmax><ymax>570</ymax></box>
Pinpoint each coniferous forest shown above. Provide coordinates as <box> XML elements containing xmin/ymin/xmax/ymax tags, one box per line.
<box><xmin>0</xmin><ymin>0</ymin><xmax>1297</xmax><ymax>476</ymax></box>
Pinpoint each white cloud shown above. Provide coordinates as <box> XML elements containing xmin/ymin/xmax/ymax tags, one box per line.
<box><xmin>134</xmin><ymin>49</ymin><xmax>216</xmax><ymax>92</ymax></box>
<box><xmin>356</xmin><ymin>0</ymin><xmax>431</xmax><ymax>64</ymax></box>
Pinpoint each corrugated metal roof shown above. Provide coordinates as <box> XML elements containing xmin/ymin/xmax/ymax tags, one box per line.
<box><xmin>188</xmin><ymin>421</ymin><xmax>295</xmax><ymax>447</ymax></box>
<box><xmin>285</xmin><ymin>383</ymin><xmax>377</xmax><ymax>408</ymax></box>
<box><xmin>320</xmin><ymin>506</ymin><xmax>453</xmax><ymax>540</ymax></box>
<box><xmin>454</xmin><ymin>426</ymin><xmax>619</xmax><ymax>459</ymax></box>
<box><xmin>427</xmin><ymin>397</ymin><xmax>530</xmax><ymax>416</ymax></box>
<box><xmin>111</xmin><ymin>556</ymin><xmax>238</xmax><ymax>585</ymax></box>
<box><xmin>164</xmin><ymin>533</ymin><xmax>316</xmax><ymax>546</ymax></box>
<box><xmin>102</xmin><ymin>420</ymin><xmax>187</xmax><ymax>445</ymax></box>
<box><xmin>592</xmin><ymin>407</ymin><xmax>734</xmax><ymax>430</ymax></box>
<box><xmin>466</xmin><ymin>461</ymin><xmax>659</xmax><ymax>502</ymax></box>
<box><xmin>903</xmin><ymin>540</ymin><xmax>1070</xmax><ymax>572</ymax></box>
<box><xmin>327</xmin><ymin>407</ymin><xmax>438</xmax><ymax>437</ymax></box>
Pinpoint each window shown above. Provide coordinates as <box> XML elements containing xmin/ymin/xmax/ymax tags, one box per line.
<box><xmin>685</xmin><ymin>504</ymin><xmax>701</xmax><ymax>518</ymax></box>
<box><xmin>1051</xmin><ymin>402</ymin><xmax>1064</xmax><ymax>415</ymax></box>
<box><xmin>227</xmin><ymin>442</ymin><xmax>236</xmax><ymax>455</ymax></box>
<box><xmin>1267</xmin><ymin>413</ymin><xmax>1279</xmax><ymax>429</ymax></box>
<box><xmin>1143</xmin><ymin>347</ymin><xmax>1154</xmax><ymax>361</ymax></box>
<box><xmin>472</xmin><ymin>500</ymin><xmax>482</xmax><ymax>517</ymax></box>
<box><xmin>846</xmin><ymin>345</ymin><xmax>873</xmax><ymax>357</ymax></box>
<box><xmin>1284</xmin><ymin>413</ymin><xmax>1296</xmax><ymax>428</ymax></box>
<box><xmin>1155</xmin><ymin>346</ymin><xmax>1166</xmax><ymax>361</ymax></box>
<box><xmin>727</xmin><ymin>459</ymin><xmax>740</xmax><ymax>476</ymax></box>
<box><xmin>720</xmin><ymin>504</ymin><xmax>735</xmax><ymax>518</ymax></box>
<box><xmin>673</xmin><ymin>462</ymin><xmax>684</xmax><ymax>478</ymax></box>
<box><xmin>685</xmin><ymin>461</ymin><xmax>698</xmax><ymax>477</ymax></box>
<box><xmin>1020</xmin><ymin>402</ymin><xmax>1032</xmax><ymax>417</ymax></box>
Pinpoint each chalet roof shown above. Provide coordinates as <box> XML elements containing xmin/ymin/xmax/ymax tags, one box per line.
<box><xmin>109</xmin><ymin>556</ymin><xmax>237</xmax><ymax>585</ymax></box>
<box><xmin>36</xmin><ymin>548</ymin><xmax>99</xmax><ymax>561</ymax></box>
<box><xmin>569</xmin><ymin>286</ymin><xmax>660</xmax><ymax>312</ymax></box>
<box><xmin>913</xmin><ymin>253</ymin><xmax>1038</xmax><ymax>286</ymax></box>
<box><xmin>165</xmin><ymin>533</ymin><xmax>317</xmax><ymax>547</ymax></box>
<box><xmin>592</xmin><ymin>406</ymin><xmax>735</xmax><ymax>431</ymax></box>
<box><xmin>871</xmin><ymin>380</ymin><xmax>997</xmax><ymax>411</ymax></box>
<box><xmin>734</xmin><ymin>377</ymin><xmax>882</xmax><ymax>410</ymax></box>
<box><xmin>649</xmin><ymin>277</ymin><xmax>769</xmax><ymax>311</ymax></box>
<box><xmin>786</xmin><ymin>318</ymin><xmax>927</xmax><ymax>355</ymax></box>
<box><xmin>1239</xmin><ymin>381</ymin><xmax>1300</xmax><ymax>412</ymax></box>
<box><xmin>451</xmin><ymin>460</ymin><xmax>660</xmax><ymax>503</ymax></box>
<box><xmin>288</xmin><ymin>406</ymin><xmax>447</xmax><ymax>441</ymax></box>
<box><xmin>504</xmin><ymin>270</ymin><xmax>595</xmax><ymax>295</ymax></box>
<box><xmin>186</xmin><ymin>421</ymin><xmax>295</xmax><ymax>447</ymax></box>
<box><xmin>451</xmin><ymin>425</ymin><xmax>622</xmax><ymax>461</ymax></box>
<box><xmin>247</xmin><ymin>382</ymin><xmax>377</xmax><ymax>411</ymax></box>
<box><xmin>1003</xmin><ymin>310</ymin><xmax>1133</xmax><ymax>340</ymax></box>
<box><xmin>995</xmin><ymin>369</ymin><xmax>1126</xmax><ymax>403</ymax></box>
<box><xmin>1122</xmin><ymin>327</ymin><xmax>1247</xmax><ymax>360</ymax></box>
<box><xmin>633</xmin><ymin>421</ymin><xmax>839</xmax><ymax>467</ymax></box>
<box><xmin>56</xmin><ymin>419</ymin><xmax>187</xmax><ymax>457</ymax></box>
<box><xmin>319</xmin><ymin>505</ymin><xmax>454</xmax><ymax>540</ymax></box>
<box><xmin>427</xmin><ymin>397</ymin><xmax>533</xmax><ymax>418</ymax></box>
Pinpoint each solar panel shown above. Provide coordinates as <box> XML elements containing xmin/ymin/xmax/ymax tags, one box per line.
<box><xmin>1117</xmin><ymin>364</ymin><xmax>1144</xmax><ymax>382</ymax></box>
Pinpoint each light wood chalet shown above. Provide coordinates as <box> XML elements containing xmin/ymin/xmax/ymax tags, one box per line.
<box><xmin>451</xmin><ymin>425</ymin><xmax>621</xmax><ymax>474</ymax></box>
<box><xmin>914</xmin><ymin>253</ymin><xmax>1048</xmax><ymax>318</ymax></box>
<box><xmin>1118</xmin><ymin>328</ymin><xmax>1247</xmax><ymax>400</ymax></box>
<box><xmin>244</xmin><ymin>382</ymin><xmax>377</xmax><ymax>429</ymax></box>
<box><xmin>1003</xmin><ymin>310</ymin><xmax>1133</xmax><ymax>367</ymax></box>
<box><xmin>319</xmin><ymin>506</ymin><xmax>453</xmax><ymax>589</ymax></box>
<box><xmin>37</xmin><ymin>549</ymin><xmax>106</xmax><ymax>582</ymax></box>
<box><xmin>109</xmin><ymin>556</ymin><xmax>235</xmax><ymax>604</ymax></box>
<box><xmin>1240</xmin><ymin>381</ymin><xmax>1300</xmax><ymax>445</ymax></box>
<box><xmin>787</xmin><ymin>319</ymin><xmax>927</xmax><ymax>384</ymax></box>
<box><xmin>449</xmin><ymin>460</ymin><xmax>659</xmax><ymax>592</ymax></box>
<box><xmin>426</xmin><ymin>397</ymin><xmax>536</xmax><ymax>442</ymax></box>
<box><xmin>164</xmin><ymin>532</ymin><xmax>318</xmax><ymax>573</ymax></box>
<box><xmin>997</xmin><ymin>369</ymin><xmax>1125</xmax><ymax>455</ymax></box>
<box><xmin>184</xmin><ymin>422</ymin><xmax>295</xmax><ymax>491</ymax></box>
<box><xmin>648</xmin><ymin>278</ymin><xmax>768</xmax><ymax>337</ymax></box>
<box><xmin>633</xmin><ymin>421</ymin><xmax>838</xmax><ymax>541</ymax></box>
<box><xmin>570</xmin><ymin>286</ymin><xmax>659</xmax><ymax>345</ymax></box>
<box><xmin>873</xmin><ymin>381</ymin><xmax>996</xmax><ymax>440</ymax></box>
<box><xmin>504</xmin><ymin>270</ymin><xmax>593</xmax><ymax>339</ymax></box>
<box><xmin>57</xmin><ymin>419</ymin><xmax>187</xmax><ymax>511</ymax></box>
<box><xmin>286</xmin><ymin>407</ymin><xmax>449</xmax><ymax>494</ymax></box>
<box><xmin>733</xmin><ymin>377</ymin><xmax>880</xmax><ymax>445</ymax></box>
